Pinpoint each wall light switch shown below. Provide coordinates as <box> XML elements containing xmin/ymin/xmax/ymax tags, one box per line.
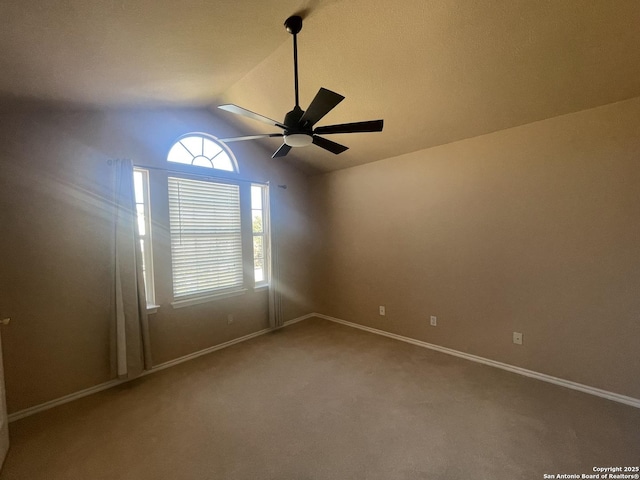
<box><xmin>430</xmin><ymin>316</ymin><xmax>437</xmax><ymax>326</ymax></box>
<box><xmin>513</xmin><ymin>332</ymin><xmax>523</xmax><ymax>345</ymax></box>
<box><xmin>379</xmin><ymin>306</ymin><xmax>386</xmax><ymax>316</ymax></box>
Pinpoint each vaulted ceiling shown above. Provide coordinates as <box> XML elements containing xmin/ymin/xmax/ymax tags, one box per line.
<box><xmin>1</xmin><ymin>0</ymin><xmax>639</xmax><ymax>173</ymax></box>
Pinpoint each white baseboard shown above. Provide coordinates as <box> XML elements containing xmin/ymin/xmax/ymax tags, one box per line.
<box><xmin>8</xmin><ymin>379</ymin><xmax>126</xmax><ymax>422</ymax></box>
<box><xmin>150</xmin><ymin>327</ymin><xmax>272</xmax><ymax>372</ymax></box>
<box><xmin>151</xmin><ymin>313</ymin><xmax>316</xmax><ymax>374</ymax></box>
<box><xmin>9</xmin><ymin>311</ymin><xmax>638</xmax><ymax>423</ymax></box>
<box><xmin>8</xmin><ymin>314</ymin><xmax>314</xmax><ymax>423</ymax></box>
<box><xmin>282</xmin><ymin>313</ymin><xmax>316</xmax><ymax>327</ymax></box>
<box><xmin>313</xmin><ymin>313</ymin><xmax>640</xmax><ymax>409</ymax></box>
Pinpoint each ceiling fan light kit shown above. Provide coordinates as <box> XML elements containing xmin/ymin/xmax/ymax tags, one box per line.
<box><xmin>218</xmin><ymin>15</ymin><xmax>384</xmax><ymax>159</ymax></box>
<box><xmin>284</xmin><ymin>133</ymin><xmax>313</xmax><ymax>147</ymax></box>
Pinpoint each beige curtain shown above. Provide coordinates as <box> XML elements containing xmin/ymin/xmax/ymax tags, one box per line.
<box><xmin>268</xmin><ymin>186</ymin><xmax>284</xmax><ymax>328</ymax></box>
<box><xmin>112</xmin><ymin>159</ymin><xmax>152</xmax><ymax>379</ymax></box>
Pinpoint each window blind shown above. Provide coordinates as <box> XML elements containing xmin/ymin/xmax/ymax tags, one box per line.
<box><xmin>168</xmin><ymin>177</ymin><xmax>243</xmax><ymax>299</ymax></box>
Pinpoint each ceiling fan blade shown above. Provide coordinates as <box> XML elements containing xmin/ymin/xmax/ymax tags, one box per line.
<box><xmin>218</xmin><ymin>104</ymin><xmax>286</xmax><ymax>129</ymax></box>
<box><xmin>299</xmin><ymin>88</ymin><xmax>345</xmax><ymax>127</ymax></box>
<box><xmin>218</xmin><ymin>133</ymin><xmax>283</xmax><ymax>143</ymax></box>
<box><xmin>312</xmin><ymin>135</ymin><xmax>349</xmax><ymax>155</ymax></box>
<box><xmin>314</xmin><ymin>119</ymin><xmax>384</xmax><ymax>135</ymax></box>
<box><xmin>272</xmin><ymin>143</ymin><xmax>292</xmax><ymax>158</ymax></box>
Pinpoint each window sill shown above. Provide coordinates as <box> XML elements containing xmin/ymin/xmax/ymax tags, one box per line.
<box><xmin>146</xmin><ymin>304</ymin><xmax>160</xmax><ymax>314</ymax></box>
<box><xmin>253</xmin><ymin>284</ymin><xmax>270</xmax><ymax>292</ymax></box>
<box><xmin>171</xmin><ymin>288</ymin><xmax>248</xmax><ymax>309</ymax></box>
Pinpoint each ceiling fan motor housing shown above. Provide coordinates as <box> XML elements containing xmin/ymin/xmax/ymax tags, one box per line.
<box><xmin>284</xmin><ymin>106</ymin><xmax>305</xmax><ymax>132</ymax></box>
<box><xmin>283</xmin><ymin>106</ymin><xmax>313</xmax><ymax>147</ymax></box>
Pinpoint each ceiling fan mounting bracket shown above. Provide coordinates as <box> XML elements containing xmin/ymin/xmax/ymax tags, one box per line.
<box><xmin>284</xmin><ymin>15</ymin><xmax>303</xmax><ymax>35</ymax></box>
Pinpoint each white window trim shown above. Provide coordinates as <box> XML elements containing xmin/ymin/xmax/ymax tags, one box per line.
<box><xmin>133</xmin><ymin>167</ymin><xmax>156</xmax><ymax>308</ymax></box>
<box><xmin>167</xmin><ymin>133</ymin><xmax>239</xmax><ymax>173</ymax></box>
<box><xmin>146</xmin><ymin>304</ymin><xmax>160</xmax><ymax>314</ymax></box>
<box><xmin>168</xmin><ymin>176</ymin><xmax>245</xmax><ymax>302</ymax></box>
<box><xmin>252</xmin><ymin>184</ymin><xmax>271</xmax><ymax>288</ymax></box>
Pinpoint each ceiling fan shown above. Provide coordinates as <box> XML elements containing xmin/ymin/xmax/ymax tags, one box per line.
<box><xmin>217</xmin><ymin>15</ymin><xmax>384</xmax><ymax>158</ymax></box>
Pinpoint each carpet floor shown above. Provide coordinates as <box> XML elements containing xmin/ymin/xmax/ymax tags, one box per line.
<box><xmin>1</xmin><ymin>317</ymin><xmax>639</xmax><ymax>479</ymax></box>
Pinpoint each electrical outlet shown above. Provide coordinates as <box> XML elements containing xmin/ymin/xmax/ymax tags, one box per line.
<box><xmin>379</xmin><ymin>306</ymin><xmax>386</xmax><ymax>316</ymax></box>
<box><xmin>430</xmin><ymin>316</ymin><xmax>437</xmax><ymax>326</ymax></box>
<box><xmin>227</xmin><ymin>314</ymin><xmax>234</xmax><ymax>325</ymax></box>
<box><xmin>513</xmin><ymin>332</ymin><xmax>523</xmax><ymax>345</ymax></box>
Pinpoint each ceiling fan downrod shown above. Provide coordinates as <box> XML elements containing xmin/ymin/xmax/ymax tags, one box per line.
<box><xmin>284</xmin><ymin>15</ymin><xmax>303</xmax><ymax>109</ymax></box>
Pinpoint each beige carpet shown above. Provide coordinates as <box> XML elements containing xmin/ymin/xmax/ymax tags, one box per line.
<box><xmin>2</xmin><ymin>317</ymin><xmax>639</xmax><ymax>479</ymax></box>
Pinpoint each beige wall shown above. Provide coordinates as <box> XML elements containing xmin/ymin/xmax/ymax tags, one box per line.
<box><xmin>1</xmin><ymin>97</ymin><xmax>638</xmax><ymax>414</ymax></box>
<box><xmin>311</xmin><ymin>97</ymin><xmax>640</xmax><ymax>399</ymax></box>
<box><xmin>0</xmin><ymin>108</ymin><xmax>314</xmax><ymax>413</ymax></box>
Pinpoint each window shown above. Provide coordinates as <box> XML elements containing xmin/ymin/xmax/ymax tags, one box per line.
<box><xmin>133</xmin><ymin>168</ymin><xmax>156</xmax><ymax>306</ymax></box>
<box><xmin>167</xmin><ymin>133</ymin><xmax>237</xmax><ymax>172</ymax></box>
<box><xmin>251</xmin><ymin>184</ymin><xmax>269</xmax><ymax>286</ymax></box>
<box><xmin>137</xmin><ymin>133</ymin><xmax>270</xmax><ymax>309</ymax></box>
<box><xmin>168</xmin><ymin>177</ymin><xmax>244</xmax><ymax>300</ymax></box>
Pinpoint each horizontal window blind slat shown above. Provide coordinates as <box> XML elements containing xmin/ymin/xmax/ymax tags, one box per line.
<box><xmin>171</xmin><ymin>242</ymin><xmax>242</xmax><ymax>251</ymax></box>
<box><xmin>170</xmin><ymin>260</ymin><xmax>242</xmax><ymax>268</ymax></box>
<box><xmin>172</xmin><ymin>263</ymin><xmax>243</xmax><ymax>270</ymax></box>
<box><xmin>172</xmin><ymin>257</ymin><xmax>242</xmax><ymax>265</ymax></box>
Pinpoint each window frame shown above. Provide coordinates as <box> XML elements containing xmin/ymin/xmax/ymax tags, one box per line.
<box><xmin>167</xmin><ymin>132</ymin><xmax>239</xmax><ymax>173</ymax></box>
<box><xmin>251</xmin><ymin>184</ymin><xmax>270</xmax><ymax>288</ymax></box>
<box><xmin>164</xmin><ymin>134</ymin><xmax>270</xmax><ymax>308</ymax></box>
<box><xmin>167</xmin><ymin>174</ymin><xmax>247</xmax><ymax>307</ymax></box>
<box><xmin>133</xmin><ymin>167</ymin><xmax>157</xmax><ymax>310</ymax></box>
<box><xmin>132</xmin><ymin>133</ymin><xmax>272</xmax><ymax>311</ymax></box>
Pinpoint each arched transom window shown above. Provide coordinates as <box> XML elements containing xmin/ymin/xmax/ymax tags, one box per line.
<box><xmin>167</xmin><ymin>133</ymin><xmax>238</xmax><ymax>172</ymax></box>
